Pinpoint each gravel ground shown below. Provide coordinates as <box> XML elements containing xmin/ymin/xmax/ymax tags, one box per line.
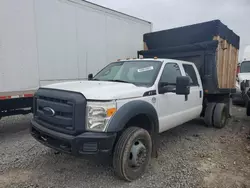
<box><xmin>0</xmin><ymin>105</ymin><xmax>250</xmax><ymax>188</ymax></box>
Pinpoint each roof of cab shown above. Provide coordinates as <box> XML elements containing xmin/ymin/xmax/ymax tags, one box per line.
<box><xmin>118</xmin><ymin>58</ymin><xmax>194</xmax><ymax>65</ymax></box>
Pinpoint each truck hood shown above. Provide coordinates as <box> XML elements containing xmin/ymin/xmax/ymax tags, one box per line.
<box><xmin>42</xmin><ymin>81</ymin><xmax>149</xmax><ymax>100</ymax></box>
<box><xmin>238</xmin><ymin>73</ymin><xmax>250</xmax><ymax>81</ymax></box>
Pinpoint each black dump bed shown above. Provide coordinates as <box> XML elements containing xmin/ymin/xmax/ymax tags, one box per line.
<box><xmin>138</xmin><ymin>20</ymin><xmax>240</xmax><ymax>94</ymax></box>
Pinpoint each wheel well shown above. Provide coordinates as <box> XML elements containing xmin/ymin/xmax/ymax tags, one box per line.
<box><xmin>115</xmin><ymin>114</ymin><xmax>158</xmax><ymax>158</ymax></box>
<box><xmin>202</xmin><ymin>94</ymin><xmax>231</xmax><ymax>117</ymax></box>
<box><xmin>124</xmin><ymin>114</ymin><xmax>154</xmax><ymax>135</ymax></box>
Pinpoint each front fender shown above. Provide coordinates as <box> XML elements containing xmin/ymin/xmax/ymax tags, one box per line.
<box><xmin>107</xmin><ymin>100</ymin><xmax>159</xmax><ymax>133</ymax></box>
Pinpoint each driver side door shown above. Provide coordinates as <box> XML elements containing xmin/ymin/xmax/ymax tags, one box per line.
<box><xmin>157</xmin><ymin>62</ymin><xmax>187</xmax><ymax>133</ymax></box>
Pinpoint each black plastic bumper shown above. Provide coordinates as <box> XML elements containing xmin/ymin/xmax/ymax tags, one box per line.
<box><xmin>30</xmin><ymin>119</ymin><xmax>117</xmax><ymax>157</ymax></box>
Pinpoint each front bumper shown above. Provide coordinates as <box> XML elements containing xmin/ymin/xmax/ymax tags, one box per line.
<box><xmin>30</xmin><ymin>119</ymin><xmax>117</xmax><ymax>157</ymax></box>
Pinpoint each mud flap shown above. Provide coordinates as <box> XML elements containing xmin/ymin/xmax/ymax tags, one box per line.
<box><xmin>228</xmin><ymin>98</ymin><xmax>232</xmax><ymax>118</ymax></box>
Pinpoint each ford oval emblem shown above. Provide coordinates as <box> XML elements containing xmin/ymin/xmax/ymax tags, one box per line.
<box><xmin>43</xmin><ymin>107</ymin><xmax>56</xmax><ymax>117</ymax></box>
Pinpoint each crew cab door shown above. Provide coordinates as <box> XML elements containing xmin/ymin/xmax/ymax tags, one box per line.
<box><xmin>157</xmin><ymin>62</ymin><xmax>202</xmax><ymax>133</ymax></box>
<box><xmin>182</xmin><ymin>62</ymin><xmax>203</xmax><ymax>121</ymax></box>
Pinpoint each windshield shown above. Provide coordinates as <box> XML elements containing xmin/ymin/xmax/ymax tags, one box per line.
<box><xmin>93</xmin><ymin>61</ymin><xmax>162</xmax><ymax>86</ymax></box>
<box><xmin>240</xmin><ymin>61</ymin><xmax>250</xmax><ymax>73</ymax></box>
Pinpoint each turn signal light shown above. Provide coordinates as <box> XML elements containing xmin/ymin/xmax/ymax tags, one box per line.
<box><xmin>107</xmin><ymin>108</ymin><xmax>117</xmax><ymax>117</ymax></box>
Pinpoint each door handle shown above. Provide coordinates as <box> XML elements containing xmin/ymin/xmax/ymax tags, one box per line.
<box><xmin>200</xmin><ymin>90</ymin><xmax>202</xmax><ymax>98</ymax></box>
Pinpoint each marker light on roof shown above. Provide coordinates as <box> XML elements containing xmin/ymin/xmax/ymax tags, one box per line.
<box><xmin>154</xmin><ymin>57</ymin><xmax>158</xmax><ymax>59</ymax></box>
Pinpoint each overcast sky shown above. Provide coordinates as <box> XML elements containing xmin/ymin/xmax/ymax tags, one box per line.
<box><xmin>91</xmin><ymin>0</ymin><xmax>250</xmax><ymax>60</ymax></box>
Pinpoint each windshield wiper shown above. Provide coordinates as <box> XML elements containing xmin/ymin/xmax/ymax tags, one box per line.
<box><xmin>106</xmin><ymin>79</ymin><xmax>133</xmax><ymax>84</ymax></box>
<box><xmin>92</xmin><ymin>79</ymin><xmax>135</xmax><ymax>85</ymax></box>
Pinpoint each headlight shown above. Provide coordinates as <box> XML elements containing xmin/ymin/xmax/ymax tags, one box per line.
<box><xmin>86</xmin><ymin>101</ymin><xmax>117</xmax><ymax>132</ymax></box>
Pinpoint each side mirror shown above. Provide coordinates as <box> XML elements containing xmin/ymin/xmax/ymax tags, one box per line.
<box><xmin>88</xmin><ymin>73</ymin><xmax>93</xmax><ymax>80</ymax></box>
<box><xmin>176</xmin><ymin>76</ymin><xmax>190</xmax><ymax>95</ymax></box>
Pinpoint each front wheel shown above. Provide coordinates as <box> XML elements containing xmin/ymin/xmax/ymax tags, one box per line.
<box><xmin>113</xmin><ymin>127</ymin><xmax>152</xmax><ymax>181</ymax></box>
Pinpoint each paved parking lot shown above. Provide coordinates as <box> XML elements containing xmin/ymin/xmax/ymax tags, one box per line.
<box><xmin>0</xmin><ymin>106</ymin><xmax>250</xmax><ymax>188</ymax></box>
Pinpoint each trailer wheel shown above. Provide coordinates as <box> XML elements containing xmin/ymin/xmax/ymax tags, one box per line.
<box><xmin>213</xmin><ymin>103</ymin><xmax>228</xmax><ymax>129</ymax></box>
<box><xmin>113</xmin><ymin>127</ymin><xmax>152</xmax><ymax>181</ymax></box>
<box><xmin>204</xmin><ymin>103</ymin><xmax>216</xmax><ymax>126</ymax></box>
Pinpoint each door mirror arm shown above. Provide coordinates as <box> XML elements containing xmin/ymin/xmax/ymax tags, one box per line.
<box><xmin>158</xmin><ymin>82</ymin><xmax>176</xmax><ymax>94</ymax></box>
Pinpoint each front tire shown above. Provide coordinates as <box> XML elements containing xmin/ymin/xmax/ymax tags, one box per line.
<box><xmin>113</xmin><ymin>127</ymin><xmax>152</xmax><ymax>181</ymax></box>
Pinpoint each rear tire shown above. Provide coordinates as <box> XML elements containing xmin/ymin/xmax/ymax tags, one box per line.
<box><xmin>213</xmin><ymin>103</ymin><xmax>228</xmax><ymax>129</ymax></box>
<box><xmin>113</xmin><ymin>127</ymin><xmax>152</xmax><ymax>181</ymax></box>
<box><xmin>204</xmin><ymin>103</ymin><xmax>216</xmax><ymax>126</ymax></box>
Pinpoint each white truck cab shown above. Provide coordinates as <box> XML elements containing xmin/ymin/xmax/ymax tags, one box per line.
<box><xmin>237</xmin><ymin>60</ymin><xmax>250</xmax><ymax>116</ymax></box>
<box><xmin>234</xmin><ymin>60</ymin><xmax>250</xmax><ymax>104</ymax></box>
<box><xmin>30</xmin><ymin>59</ymin><xmax>222</xmax><ymax>181</ymax></box>
<box><xmin>233</xmin><ymin>45</ymin><xmax>250</xmax><ymax>104</ymax></box>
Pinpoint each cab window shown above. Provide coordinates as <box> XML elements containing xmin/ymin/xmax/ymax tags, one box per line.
<box><xmin>183</xmin><ymin>64</ymin><xmax>199</xmax><ymax>86</ymax></box>
<box><xmin>160</xmin><ymin>63</ymin><xmax>181</xmax><ymax>85</ymax></box>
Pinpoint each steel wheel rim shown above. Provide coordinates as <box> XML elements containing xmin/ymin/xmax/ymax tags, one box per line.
<box><xmin>128</xmin><ymin>139</ymin><xmax>147</xmax><ymax>169</ymax></box>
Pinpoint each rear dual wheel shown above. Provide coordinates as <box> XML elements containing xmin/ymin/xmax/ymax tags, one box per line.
<box><xmin>113</xmin><ymin>127</ymin><xmax>152</xmax><ymax>181</ymax></box>
<box><xmin>204</xmin><ymin>103</ymin><xmax>216</xmax><ymax>127</ymax></box>
<box><xmin>204</xmin><ymin>103</ymin><xmax>228</xmax><ymax>128</ymax></box>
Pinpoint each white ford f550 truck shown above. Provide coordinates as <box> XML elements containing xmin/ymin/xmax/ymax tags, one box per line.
<box><xmin>31</xmin><ymin>59</ymin><xmax>229</xmax><ymax>181</ymax></box>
